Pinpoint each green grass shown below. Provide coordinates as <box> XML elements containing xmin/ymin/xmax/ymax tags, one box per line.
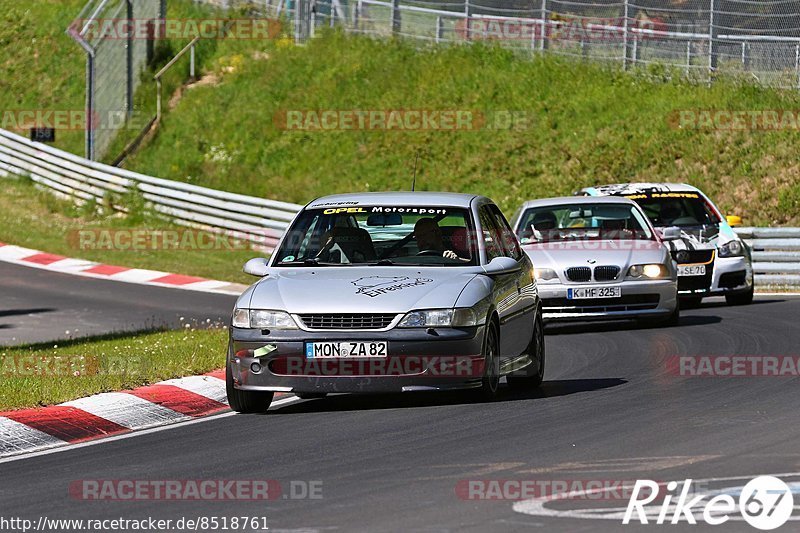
<box><xmin>0</xmin><ymin>178</ymin><xmax>258</xmax><ymax>284</ymax></box>
<box><xmin>0</xmin><ymin>327</ymin><xmax>227</xmax><ymax>410</ymax></box>
<box><xmin>121</xmin><ymin>30</ymin><xmax>800</xmax><ymax>226</ymax></box>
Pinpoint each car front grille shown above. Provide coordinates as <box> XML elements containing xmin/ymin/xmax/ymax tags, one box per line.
<box><xmin>543</xmin><ymin>294</ymin><xmax>660</xmax><ymax>314</ymax></box>
<box><xmin>673</xmin><ymin>249</ymin><xmax>714</xmax><ymax>265</ymax></box>
<box><xmin>566</xmin><ymin>267</ymin><xmax>592</xmax><ymax>282</ymax></box>
<box><xmin>593</xmin><ymin>266</ymin><xmax>621</xmax><ymax>281</ymax></box>
<box><xmin>296</xmin><ymin>313</ymin><xmax>398</xmax><ymax>330</ymax></box>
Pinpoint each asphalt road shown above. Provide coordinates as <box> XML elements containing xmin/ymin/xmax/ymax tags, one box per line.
<box><xmin>0</xmin><ymin>262</ymin><xmax>237</xmax><ymax>346</ymax></box>
<box><xmin>1</xmin><ymin>286</ymin><xmax>799</xmax><ymax>532</ymax></box>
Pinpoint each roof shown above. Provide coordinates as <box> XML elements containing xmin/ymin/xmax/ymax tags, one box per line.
<box><xmin>306</xmin><ymin>191</ymin><xmax>480</xmax><ymax>209</ymax></box>
<box><xmin>518</xmin><ymin>195</ymin><xmax>638</xmax><ymax>210</ymax></box>
<box><xmin>579</xmin><ymin>183</ymin><xmax>702</xmax><ymax>196</ymax></box>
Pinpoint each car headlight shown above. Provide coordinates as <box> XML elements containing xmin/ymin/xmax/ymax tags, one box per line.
<box><xmin>534</xmin><ymin>268</ymin><xmax>559</xmax><ymax>282</ymax></box>
<box><xmin>232</xmin><ymin>309</ymin><xmax>298</xmax><ymax>329</ymax></box>
<box><xmin>398</xmin><ymin>308</ymin><xmax>477</xmax><ymax>328</ymax></box>
<box><xmin>718</xmin><ymin>240</ymin><xmax>744</xmax><ymax>258</ymax></box>
<box><xmin>628</xmin><ymin>264</ymin><xmax>668</xmax><ymax>279</ymax></box>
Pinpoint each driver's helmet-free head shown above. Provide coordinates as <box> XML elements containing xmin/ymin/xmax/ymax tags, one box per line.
<box><xmin>414</xmin><ymin>217</ymin><xmax>444</xmax><ymax>251</ymax></box>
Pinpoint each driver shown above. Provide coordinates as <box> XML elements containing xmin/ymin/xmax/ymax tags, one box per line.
<box><xmin>414</xmin><ymin>218</ymin><xmax>464</xmax><ymax>260</ymax></box>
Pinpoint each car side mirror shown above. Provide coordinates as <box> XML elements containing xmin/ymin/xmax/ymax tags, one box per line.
<box><xmin>483</xmin><ymin>256</ymin><xmax>521</xmax><ymax>275</ymax></box>
<box><xmin>243</xmin><ymin>257</ymin><xmax>269</xmax><ymax>277</ymax></box>
<box><xmin>660</xmin><ymin>227</ymin><xmax>682</xmax><ymax>241</ymax></box>
<box><xmin>726</xmin><ymin>215</ymin><xmax>742</xmax><ymax>227</ymax></box>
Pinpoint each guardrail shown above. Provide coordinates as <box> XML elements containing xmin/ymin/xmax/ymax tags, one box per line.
<box><xmin>0</xmin><ymin>128</ymin><xmax>302</xmax><ymax>251</ymax></box>
<box><xmin>737</xmin><ymin>227</ymin><xmax>800</xmax><ymax>288</ymax></box>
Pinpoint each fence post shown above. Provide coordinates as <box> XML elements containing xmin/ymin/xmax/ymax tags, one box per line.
<box><xmin>686</xmin><ymin>40</ymin><xmax>692</xmax><ymax>77</ymax></box>
<box><xmin>436</xmin><ymin>16</ymin><xmax>443</xmax><ymax>43</ymax></box>
<box><xmin>190</xmin><ymin>42</ymin><xmax>196</xmax><ymax>80</ymax></box>
<box><xmin>294</xmin><ymin>0</ymin><xmax>302</xmax><ymax>43</ymax></box>
<box><xmin>708</xmin><ymin>0</ymin><xmax>718</xmax><ymax>81</ymax></box>
<box><xmin>622</xmin><ymin>0</ymin><xmax>629</xmax><ymax>69</ymax></box>
<box><xmin>392</xmin><ymin>0</ymin><xmax>401</xmax><ymax>36</ymax></box>
<box><xmin>795</xmin><ymin>44</ymin><xmax>800</xmax><ymax>89</ymax></box>
<box><xmin>126</xmin><ymin>0</ymin><xmax>134</xmax><ymax>118</ymax></box>
<box><xmin>539</xmin><ymin>0</ymin><xmax>548</xmax><ymax>51</ymax></box>
<box><xmin>353</xmin><ymin>0</ymin><xmax>360</xmax><ymax>30</ymax></box>
<box><xmin>464</xmin><ymin>0</ymin><xmax>471</xmax><ymax>41</ymax></box>
<box><xmin>86</xmin><ymin>54</ymin><xmax>95</xmax><ymax>161</ymax></box>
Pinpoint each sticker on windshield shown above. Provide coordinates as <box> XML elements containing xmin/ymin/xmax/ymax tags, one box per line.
<box><xmin>352</xmin><ymin>276</ymin><xmax>434</xmax><ymax>297</ymax></box>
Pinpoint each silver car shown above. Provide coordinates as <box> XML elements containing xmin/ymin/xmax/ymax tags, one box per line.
<box><xmin>227</xmin><ymin>192</ymin><xmax>544</xmax><ymax>413</ymax></box>
<box><xmin>510</xmin><ymin>196</ymin><xmax>679</xmax><ymax>325</ymax></box>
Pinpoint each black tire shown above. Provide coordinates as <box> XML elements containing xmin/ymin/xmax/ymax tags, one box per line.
<box><xmin>508</xmin><ymin>310</ymin><xmax>545</xmax><ymax>390</ymax></box>
<box><xmin>226</xmin><ymin>360</ymin><xmax>274</xmax><ymax>413</ymax></box>
<box><xmin>296</xmin><ymin>393</ymin><xmax>327</xmax><ymax>400</ymax></box>
<box><xmin>476</xmin><ymin>321</ymin><xmax>500</xmax><ymax>400</ymax></box>
<box><xmin>726</xmin><ymin>285</ymin><xmax>754</xmax><ymax>306</ymax></box>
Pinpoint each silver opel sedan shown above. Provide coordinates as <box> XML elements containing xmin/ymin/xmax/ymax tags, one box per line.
<box><xmin>227</xmin><ymin>192</ymin><xmax>544</xmax><ymax>413</ymax></box>
<box><xmin>510</xmin><ymin>196</ymin><xmax>679</xmax><ymax>326</ymax></box>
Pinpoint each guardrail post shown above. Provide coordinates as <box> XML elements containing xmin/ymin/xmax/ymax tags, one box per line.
<box><xmin>436</xmin><ymin>16</ymin><xmax>443</xmax><ymax>43</ymax></box>
<box><xmin>392</xmin><ymin>0</ymin><xmax>401</xmax><ymax>36</ymax></box>
<box><xmin>539</xmin><ymin>0</ymin><xmax>548</xmax><ymax>51</ymax></box>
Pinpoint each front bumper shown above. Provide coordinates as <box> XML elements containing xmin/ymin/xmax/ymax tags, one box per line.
<box><xmin>228</xmin><ymin>326</ymin><xmax>486</xmax><ymax>394</ymax></box>
<box><xmin>537</xmin><ymin>279</ymin><xmax>678</xmax><ymax>321</ymax></box>
<box><xmin>678</xmin><ymin>255</ymin><xmax>753</xmax><ymax>298</ymax></box>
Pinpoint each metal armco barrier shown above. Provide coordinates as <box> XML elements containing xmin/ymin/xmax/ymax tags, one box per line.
<box><xmin>737</xmin><ymin>227</ymin><xmax>800</xmax><ymax>287</ymax></box>
<box><xmin>0</xmin><ymin>128</ymin><xmax>302</xmax><ymax>252</ymax></box>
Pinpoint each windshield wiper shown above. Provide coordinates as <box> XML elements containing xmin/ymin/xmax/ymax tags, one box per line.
<box><xmin>277</xmin><ymin>259</ymin><xmax>342</xmax><ymax>267</ymax></box>
<box><xmin>370</xmin><ymin>259</ymin><xmax>396</xmax><ymax>266</ymax></box>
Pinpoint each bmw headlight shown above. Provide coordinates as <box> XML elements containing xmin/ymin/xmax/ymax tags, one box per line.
<box><xmin>232</xmin><ymin>309</ymin><xmax>298</xmax><ymax>329</ymax></box>
<box><xmin>398</xmin><ymin>308</ymin><xmax>477</xmax><ymax>328</ymax></box>
<box><xmin>628</xmin><ymin>264</ymin><xmax>668</xmax><ymax>279</ymax></box>
<box><xmin>534</xmin><ymin>268</ymin><xmax>559</xmax><ymax>282</ymax></box>
<box><xmin>718</xmin><ymin>240</ymin><xmax>744</xmax><ymax>258</ymax></box>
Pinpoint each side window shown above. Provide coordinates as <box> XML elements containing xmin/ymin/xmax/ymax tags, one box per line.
<box><xmin>477</xmin><ymin>206</ymin><xmax>503</xmax><ymax>261</ymax></box>
<box><xmin>489</xmin><ymin>205</ymin><xmax>523</xmax><ymax>261</ymax></box>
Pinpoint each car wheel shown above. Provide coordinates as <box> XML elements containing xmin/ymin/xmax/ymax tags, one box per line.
<box><xmin>226</xmin><ymin>359</ymin><xmax>274</xmax><ymax>413</ymax></box>
<box><xmin>477</xmin><ymin>322</ymin><xmax>500</xmax><ymax>400</ymax></box>
<box><xmin>508</xmin><ymin>310</ymin><xmax>545</xmax><ymax>390</ymax></box>
<box><xmin>296</xmin><ymin>393</ymin><xmax>327</xmax><ymax>400</ymax></box>
<box><xmin>726</xmin><ymin>285</ymin><xmax>754</xmax><ymax>306</ymax></box>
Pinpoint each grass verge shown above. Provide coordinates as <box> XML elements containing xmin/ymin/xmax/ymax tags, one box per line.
<box><xmin>0</xmin><ymin>327</ymin><xmax>227</xmax><ymax>411</ymax></box>
<box><xmin>0</xmin><ymin>178</ymin><xmax>258</xmax><ymax>284</ymax></box>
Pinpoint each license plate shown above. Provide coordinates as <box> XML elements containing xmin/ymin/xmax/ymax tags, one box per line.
<box><xmin>305</xmin><ymin>341</ymin><xmax>388</xmax><ymax>359</ymax></box>
<box><xmin>678</xmin><ymin>265</ymin><xmax>706</xmax><ymax>276</ymax></box>
<box><xmin>568</xmin><ymin>287</ymin><xmax>622</xmax><ymax>299</ymax></box>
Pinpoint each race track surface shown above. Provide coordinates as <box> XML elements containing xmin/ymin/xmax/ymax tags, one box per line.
<box><xmin>2</xmin><ymin>292</ymin><xmax>798</xmax><ymax>532</ymax></box>
<box><xmin>0</xmin><ymin>261</ymin><xmax>237</xmax><ymax>345</ymax></box>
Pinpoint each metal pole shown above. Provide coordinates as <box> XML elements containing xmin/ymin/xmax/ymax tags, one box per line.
<box><xmin>294</xmin><ymin>0</ymin><xmax>301</xmax><ymax>44</ymax></box>
<box><xmin>436</xmin><ymin>16</ymin><xmax>442</xmax><ymax>43</ymax></box>
<box><xmin>156</xmin><ymin>78</ymin><xmax>162</xmax><ymax>122</ymax></box>
<box><xmin>126</xmin><ymin>0</ymin><xmax>134</xmax><ymax>118</ymax></box>
<box><xmin>709</xmin><ymin>0</ymin><xmax>717</xmax><ymax>81</ymax></box>
<box><xmin>795</xmin><ymin>43</ymin><xmax>800</xmax><ymax>89</ymax></box>
<box><xmin>86</xmin><ymin>54</ymin><xmax>95</xmax><ymax>161</ymax></box>
<box><xmin>632</xmin><ymin>37</ymin><xmax>638</xmax><ymax>64</ymax></box>
<box><xmin>190</xmin><ymin>43</ymin><xmax>196</xmax><ymax>80</ymax></box>
<box><xmin>622</xmin><ymin>0</ymin><xmax>629</xmax><ymax>69</ymax></box>
<box><xmin>539</xmin><ymin>0</ymin><xmax>547</xmax><ymax>51</ymax></box>
<box><xmin>354</xmin><ymin>0</ymin><xmax>360</xmax><ymax>30</ymax></box>
<box><xmin>686</xmin><ymin>40</ymin><xmax>692</xmax><ymax>77</ymax></box>
<box><xmin>392</xmin><ymin>0</ymin><xmax>400</xmax><ymax>36</ymax></box>
<box><xmin>464</xmin><ymin>0</ymin><xmax>471</xmax><ymax>41</ymax></box>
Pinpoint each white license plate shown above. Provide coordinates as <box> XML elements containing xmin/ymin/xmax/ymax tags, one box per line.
<box><xmin>305</xmin><ymin>341</ymin><xmax>388</xmax><ymax>359</ymax></box>
<box><xmin>678</xmin><ymin>265</ymin><xmax>706</xmax><ymax>276</ymax></box>
<box><xmin>568</xmin><ymin>287</ymin><xmax>622</xmax><ymax>299</ymax></box>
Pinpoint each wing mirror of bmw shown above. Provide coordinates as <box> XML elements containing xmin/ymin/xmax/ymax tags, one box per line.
<box><xmin>660</xmin><ymin>227</ymin><xmax>682</xmax><ymax>241</ymax></box>
<box><xmin>243</xmin><ymin>257</ymin><xmax>270</xmax><ymax>277</ymax></box>
<box><xmin>483</xmin><ymin>256</ymin><xmax>521</xmax><ymax>275</ymax></box>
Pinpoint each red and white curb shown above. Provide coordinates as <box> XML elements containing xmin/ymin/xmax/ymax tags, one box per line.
<box><xmin>0</xmin><ymin>242</ymin><xmax>247</xmax><ymax>295</ymax></box>
<box><xmin>0</xmin><ymin>370</ymin><xmax>286</xmax><ymax>459</ymax></box>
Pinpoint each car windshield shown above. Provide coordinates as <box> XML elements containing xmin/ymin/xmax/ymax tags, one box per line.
<box><xmin>273</xmin><ymin>205</ymin><xmax>478</xmax><ymax>266</ymax></box>
<box><xmin>624</xmin><ymin>192</ymin><xmax>721</xmax><ymax>228</ymax></box>
<box><xmin>516</xmin><ymin>203</ymin><xmax>654</xmax><ymax>244</ymax></box>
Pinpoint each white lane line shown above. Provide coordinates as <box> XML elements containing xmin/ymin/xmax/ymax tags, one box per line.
<box><xmin>159</xmin><ymin>375</ymin><xmax>228</xmax><ymax>403</ymax></box>
<box><xmin>0</xmin><ymin>417</ymin><xmax>66</xmax><ymax>456</ymax></box>
<box><xmin>62</xmin><ymin>392</ymin><xmax>189</xmax><ymax>429</ymax></box>
<box><xmin>0</xmin><ymin>395</ymin><xmax>302</xmax><ymax>464</ymax></box>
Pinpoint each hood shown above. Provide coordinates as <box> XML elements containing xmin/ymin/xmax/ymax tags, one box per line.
<box><xmin>242</xmin><ymin>267</ymin><xmax>478</xmax><ymax>314</ymax></box>
<box><xmin>522</xmin><ymin>239</ymin><xmax>667</xmax><ymax>276</ymax></box>
<box><xmin>654</xmin><ymin>224</ymin><xmax>737</xmax><ymax>252</ymax></box>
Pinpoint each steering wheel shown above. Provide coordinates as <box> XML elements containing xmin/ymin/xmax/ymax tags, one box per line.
<box><xmin>416</xmin><ymin>249</ymin><xmax>443</xmax><ymax>257</ymax></box>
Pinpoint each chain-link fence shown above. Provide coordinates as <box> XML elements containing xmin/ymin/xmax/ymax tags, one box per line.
<box><xmin>68</xmin><ymin>0</ymin><xmax>166</xmax><ymax>161</ymax></box>
<box><xmin>196</xmin><ymin>0</ymin><xmax>800</xmax><ymax>90</ymax></box>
